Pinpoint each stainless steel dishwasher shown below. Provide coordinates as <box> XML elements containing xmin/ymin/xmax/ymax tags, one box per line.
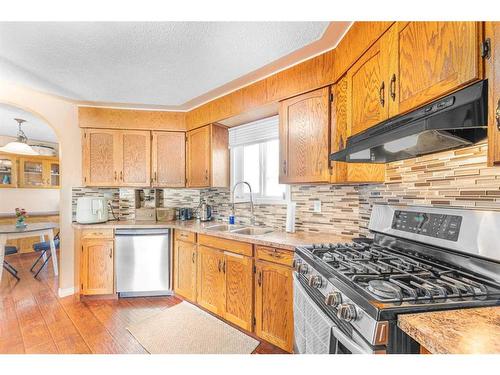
<box><xmin>115</xmin><ymin>228</ymin><xmax>172</xmax><ymax>297</ymax></box>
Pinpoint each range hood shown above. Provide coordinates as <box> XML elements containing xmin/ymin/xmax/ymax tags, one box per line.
<box><xmin>330</xmin><ymin>80</ymin><xmax>488</xmax><ymax>163</ymax></box>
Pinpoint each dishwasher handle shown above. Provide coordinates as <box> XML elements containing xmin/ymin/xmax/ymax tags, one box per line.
<box><xmin>115</xmin><ymin>228</ymin><xmax>170</xmax><ymax>236</ymax></box>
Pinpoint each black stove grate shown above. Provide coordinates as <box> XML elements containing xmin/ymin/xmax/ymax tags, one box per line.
<box><xmin>305</xmin><ymin>242</ymin><xmax>500</xmax><ymax>303</ymax></box>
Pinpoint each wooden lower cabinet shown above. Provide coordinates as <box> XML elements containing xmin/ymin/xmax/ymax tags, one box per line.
<box><xmin>255</xmin><ymin>260</ymin><xmax>294</xmax><ymax>352</ymax></box>
<box><xmin>223</xmin><ymin>252</ymin><xmax>253</xmax><ymax>331</ymax></box>
<box><xmin>80</xmin><ymin>239</ymin><xmax>114</xmax><ymax>295</ymax></box>
<box><xmin>196</xmin><ymin>245</ymin><xmax>225</xmax><ymax>316</ymax></box>
<box><xmin>173</xmin><ymin>239</ymin><xmax>197</xmax><ymax>301</ymax></box>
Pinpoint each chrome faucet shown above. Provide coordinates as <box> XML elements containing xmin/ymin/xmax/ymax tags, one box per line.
<box><xmin>231</xmin><ymin>181</ymin><xmax>255</xmax><ymax>226</ymax></box>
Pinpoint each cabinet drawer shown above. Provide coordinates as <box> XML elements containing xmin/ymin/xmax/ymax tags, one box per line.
<box><xmin>256</xmin><ymin>246</ymin><xmax>293</xmax><ymax>267</ymax></box>
<box><xmin>175</xmin><ymin>230</ymin><xmax>196</xmax><ymax>243</ymax></box>
<box><xmin>81</xmin><ymin>228</ymin><xmax>114</xmax><ymax>239</ymax></box>
<box><xmin>198</xmin><ymin>234</ymin><xmax>253</xmax><ymax>257</ymax></box>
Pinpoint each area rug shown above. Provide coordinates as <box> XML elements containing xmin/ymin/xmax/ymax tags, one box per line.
<box><xmin>126</xmin><ymin>301</ymin><xmax>259</xmax><ymax>354</ymax></box>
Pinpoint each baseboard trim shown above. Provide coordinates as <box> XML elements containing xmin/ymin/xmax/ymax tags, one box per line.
<box><xmin>58</xmin><ymin>286</ymin><xmax>75</xmax><ymax>297</ymax></box>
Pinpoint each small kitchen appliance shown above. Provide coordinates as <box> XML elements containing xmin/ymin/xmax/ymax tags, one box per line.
<box><xmin>179</xmin><ymin>208</ymin><xmax>193</xmax><ymax>221</ymax></box>
<box><xmin>294</xmin><ymin>204</ymin><xmax>500</xmax><ymax>354</ymax></box>
<box><xmin>199</xmin><ymin>202</ymin><xmax>212</xmax><ymax>222</ymax></box>
<box><xmin>76</xmin><ymin>197</ymin><xmax>109</xmax><ymax>224</ymax></box>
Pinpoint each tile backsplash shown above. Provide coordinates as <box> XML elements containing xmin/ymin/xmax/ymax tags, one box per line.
<box><xmin>72</xmin><ymin>142</ymin><xmax>500</xmax><ymax>239</ymax></box>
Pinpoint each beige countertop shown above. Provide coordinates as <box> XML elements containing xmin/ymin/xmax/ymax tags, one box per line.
<box><xmin>398</xmin><ymin>307</ymin><xmax>500</xmax><ymax>354</ymax></box>
<box><xmin>72</xmin><ymin>219</ymin><xmax>351</xmax><ymax>250</ymax></box>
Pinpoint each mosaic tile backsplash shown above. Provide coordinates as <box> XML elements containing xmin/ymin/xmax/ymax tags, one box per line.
<box><xmin>72</xmin><ymin>143</ymin><xmax>500</xmax><ymax>238</ymax></box>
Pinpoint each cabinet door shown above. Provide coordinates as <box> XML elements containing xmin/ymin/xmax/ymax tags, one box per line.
<box><xmin>19</xmin><ymin>158</ymin><xmax>45</xmax><ymax>188</ymax></box>
<box><xmin>0</xmin><ymin>154</ymin><xmax>17</xmax><ymax>188</ymax></box>
<box><xmin>152</xmin><ymin>131</ymin><xmax>185</xmax><ymax>187</ymax></box>
<box><xmin>196</xmin><ymin>245</ymin><xmax>225</xmax><ymax>315</ymax></box>
<box><xmin>186</xmin><ymin>125</ymin><xmax>211</xmax><ymax>187</ymax></box>
<box><xmin>255</xmin><ymin>261</ymin><xmax>293</xmax><ymax>352</ymax></box>
<box><xmin>223</xmin><ymin>252</ymin><xmax>253</xmax><ymax>331</ymax></box>
<box><xmin>45</xmin><ymin>160</ymin><xmax>60</xmax><ymax>188</ymax></box>
<box><xmin>119</xmin><ymin>130</ymin><xmax>151</xmax><ymax>186</ymax></box>
<box><xmin>486</xmin><ymin>22</ymin><xmax>500</xmax><ymax>166</ymax></box>
<box><xmin>394</xmin><ymin>22</ymin><xmax>481</xmax><ymax>115</ymax></box>
<box><xmin>279</xmin><ymin>87</ymin><xmax>330</xmax><ymax>184</ymax></box>
<box><xmin>81</xmin><ymin>239</ymin><xmax>114</xmax><ymax>295</ymax></box>
<box><xmin>173</xmin><ymin>240</ymin><xmax>197</xmax><ymax>301</ymax></box>
<box><xmin>347</xmin><ymin>30</ymin><xmax>393</xmax><ymax>136</ymax></box>
<box><xmin>330</xmin><ymin>78</ymin><xmax>385</xmax><ymax>184</ymax></box>
<box><xmin>83</xmin><ymin>129</ymin><xmax>120</xmax><ymax>186</ymax></box>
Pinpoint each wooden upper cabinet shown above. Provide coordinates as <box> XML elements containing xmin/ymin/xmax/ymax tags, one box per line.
<box><xmin>119</xmin><ymin>130</ymin><xmax>151</xmax><ymax>186</ymax></box>
<box><xmin>223</xmin><ymin>252</ymin><xmax>253</xmax><ymax>331</ymax></box>
<box><xmin>347</xmin><ymin>29</ymin><xmax>393</xmax><ymax>136</ymax></box>
<box><xmin>186</xmin><ymin>124</ymin><xmax>229</xmax><ymax>188</ymax></box>
<box><xmin>0</xmin><ymin>153</ymin><xmax>17</xmax><ymax>188</ymax></box>
<box><xmin>173</xmin><ymin>239</ymin><xmax>197</xmax><ymax>301</ymax></box>
<box><xmin>394</xmin><ymin>22</ymin><xmax>481</xmax><ymax>115</ymax></box>
<box><xmin>196</xmin><ymin>245</ymin><xmax>225</xmax><ymax>316</ymax></box>
<box><xmin>80</xmin><ymin>239</ymin><xmax>114</xmax><ymax>295</ymax></box>
<box><xmin>83</xmin><ymin>128</ymin><xmax>150</xmax><ymax>187</ymax></box>
<box><xmin>330</xmin><ymin>77</ymin><xmax>385</xmax><ymax>184</ymax></box>
<box><xmin>485</xmin><ymin>22</ymin><xmax>500</xmax><ymax>167</ymax></box>
<box><xmin>254</xmin><ymin>260</ymin><xmax>294</xmax><ymax>352</ymax></box>
<box><xmin>279</xmin><ymin>86</ymin><xmax>331</xmax><ymax>184</ymax></box>
<box><xmin>83</xmin><ymin>129</ymin><xmax>120</xmax><ymax>186</ymax></box>
<box><xmin>152</xmin><ymin>131</ymin><xmax>186</xmax><ymax>187</ymax></box>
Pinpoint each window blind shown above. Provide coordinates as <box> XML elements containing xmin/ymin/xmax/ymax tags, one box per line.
<box><xmin>228</xmin><ymin>115</ymin><xmax>279</xmax><ymax>148</ymax></box>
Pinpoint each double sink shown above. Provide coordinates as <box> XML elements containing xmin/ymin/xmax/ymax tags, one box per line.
<box><xmin>204</xmin><ymin>223</ymin><xmax>274</xmax><ymax>236</ymax></box>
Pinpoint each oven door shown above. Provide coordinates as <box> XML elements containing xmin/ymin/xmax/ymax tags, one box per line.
<box><xmin>293</xmin><ymin>272</ymin><xmax>378</xmax><ymax>354</ymax></box>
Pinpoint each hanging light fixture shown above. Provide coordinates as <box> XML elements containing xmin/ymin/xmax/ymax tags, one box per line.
<box><xmin>0</xmin><ymin>118</ymin><xmax>38</xmax><ymax>155</ymax></box>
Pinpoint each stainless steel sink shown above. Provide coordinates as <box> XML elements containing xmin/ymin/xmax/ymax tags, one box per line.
<box><xmin>230</xmin><ymin>227</ymin><xmax>274</xmax><ymax>236</ymax></box>
<box><xmin>205</xmin><ymin>223</ymin><xmax>244</xmax><ymax>232</ymax></box>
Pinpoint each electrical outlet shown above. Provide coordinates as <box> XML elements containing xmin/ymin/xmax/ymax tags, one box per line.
<box><xmin>313</xmin><ymin>200</ymin><xmax>321</xmax><ymax>213</ymax></box>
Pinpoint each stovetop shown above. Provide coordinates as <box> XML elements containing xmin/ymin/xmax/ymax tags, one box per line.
<box><xmin>302</xmin><ymin>239</ymin><xmax>500</xmax><ymax>305</ymax></box>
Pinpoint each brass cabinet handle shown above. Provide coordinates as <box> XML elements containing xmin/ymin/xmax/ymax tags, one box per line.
<box><xmin>218</xmin><ymin>259</ymin><xmax>222</xmax><ymax>273</ymax></box>
<box><xmin>154</xmin><ymin>172</ymin><xmax>157</xmax><ymax>182</ymax></box>
<box><xmin>192</xmin><ymin>252</ymin><xmax>196</xmax><ymax>264</ymax></box>
<box><xmin>120</xmin><ymin>171</ymin><xmax>123</xmax><ymax>181</ymax></box>
<box><xmin>114</xmin><ymin>171</ymin><xmax>117</xmax><ymax>181</ymax></box>
<box><xmin>379</xmin><ymin>81</ymin><xmax>385</xmax><ymax>107</ymax></box>
<box><xmin>257</xmin><ymin>270</ymin><xmax>262</xmax><ymax>287</ymax></box>
<box><xmin>205</xmin><ymin>169</ymin><xmax>209</xmax><ymax>181</ymax></box>
<box><xmin>109</xmin><ymin>247</ymin><xmax>112</xmax><ymax>259</ymax></box>
<box><xmin>222</xmin><ymin>260</ymin><xmax>226</xmax><ymax>274</ymax></box>
<box><xmin>282</xmin><ymin>160</ymin><xmax>287</xmax><ymax>175</ymax></box>
<box><xmin>271</xmin><ymin>249</ymin><xmax>283</xmax><ymax>259</ymax></box>
<box><xmin>496</xmin><ymin>98</ymin><xmax>500</xmax><ymax>130</ymax></box>
<box><xmin>390</xmin><ymin>74</ymin><xmax>396</xmax><ymax>101</ymax></box>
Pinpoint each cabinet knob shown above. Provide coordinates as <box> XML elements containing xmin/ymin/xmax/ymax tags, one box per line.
<box><xmin>496</xmin><ymin>98</ymin><xmax>500</xmax><ymax>130</ymax></box>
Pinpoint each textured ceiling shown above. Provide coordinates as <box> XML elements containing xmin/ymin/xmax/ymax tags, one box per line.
<box><xmin>0</xmin><ymin>104</ymin><xmax>58</xmax><ymax>143</ymax></box>
<box><xmin>0</xmin><ymin>22</ymin><xmax>330</xmax><ymax>109</ymax></box>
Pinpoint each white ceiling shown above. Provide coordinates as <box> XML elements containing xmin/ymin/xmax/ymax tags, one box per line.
<box><xmin>0</xmin><ymin>22</ymin><xmax>330</xmax><ymax>109</ymax></box>
<box><xmin>0</xmin><ymin>104</ymin><xmax>58</xmax><ymax>143</ymax></box>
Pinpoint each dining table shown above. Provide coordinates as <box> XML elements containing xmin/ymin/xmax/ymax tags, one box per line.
<box><xmin>0</xmin><ymin>222</ymin><xmax>59</xmax><ymax>281</ymax></box>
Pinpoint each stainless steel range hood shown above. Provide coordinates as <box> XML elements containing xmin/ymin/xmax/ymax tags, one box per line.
<box><xmin>330</xmin><ymin>80</ymin><xmax>488</xmax><ymax>163</ymax></box>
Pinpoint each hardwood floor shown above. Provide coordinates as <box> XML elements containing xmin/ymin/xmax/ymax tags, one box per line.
<box><xmin>0</xmin><ymin>252</ymin><xmax>286</xmax><ymax>354</ymax></box>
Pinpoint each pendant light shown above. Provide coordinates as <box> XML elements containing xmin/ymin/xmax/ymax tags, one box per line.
<box><xmin>0</xmin><ymin>118</ymin><xmax>38</xmax><ymax>155</ymax></box>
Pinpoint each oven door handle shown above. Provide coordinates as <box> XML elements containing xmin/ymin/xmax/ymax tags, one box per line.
<box><xmin>332</xmin><ymin>326</ymin><xmax>372</xmax><ymax>354</ymax></box>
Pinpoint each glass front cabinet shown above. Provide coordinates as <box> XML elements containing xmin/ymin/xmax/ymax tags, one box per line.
<box><xmin>0</xmin><ymin>154</ymin><xmax>17</xmax><ymax>188</ymax></box>
<box><xmin>19</xmin><ymin>157</ymin><xmax>60</xmax><ymax>188</ymax></box>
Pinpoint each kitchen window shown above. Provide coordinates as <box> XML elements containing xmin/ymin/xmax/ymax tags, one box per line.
<box><xmin>229</xmin><ymin>116</ymin><xmax>288</xmax><ymax>203</ymax></box>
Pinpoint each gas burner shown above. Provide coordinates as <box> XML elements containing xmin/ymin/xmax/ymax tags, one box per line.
<box><xmin>367</xmin><ymin>280</ymin><xmax>403</xmax><ymax>300</ymax></box>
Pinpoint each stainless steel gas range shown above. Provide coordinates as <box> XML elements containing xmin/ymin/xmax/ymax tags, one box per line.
<box><xmin>293</xmin><ymin>204</ymin><xmax>500</xmax><ymax>354</ymax></box>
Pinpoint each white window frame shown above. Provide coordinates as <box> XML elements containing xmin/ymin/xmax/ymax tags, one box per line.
<box><xmin>230</xmin><ymin>142</ymin><xmax>290</xmax><ymax>205</ymax></box>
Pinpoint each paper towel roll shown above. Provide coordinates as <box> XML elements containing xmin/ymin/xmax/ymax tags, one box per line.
<box><xmin>286</xmin><ymin>201</ymin><xmax>296</xmax><ymax>233</ymax></box>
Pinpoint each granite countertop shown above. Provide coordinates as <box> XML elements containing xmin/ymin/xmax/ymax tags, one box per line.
<box><xmin>72</xmin><ymin>220</ymin><xmax>351</xmax><ymax>250</ymax></box>
<box><xmin>398</xmin><ymin>307</ymin><xmax>500</xmax><ymax>354</ymax></box>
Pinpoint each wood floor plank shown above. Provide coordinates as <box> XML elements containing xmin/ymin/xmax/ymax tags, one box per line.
<box><xmin>0</xmin><ymin>296</ymin><xmax>25</xmax><ymax>353</ymax></box>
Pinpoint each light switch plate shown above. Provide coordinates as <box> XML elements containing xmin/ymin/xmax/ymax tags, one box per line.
<box><xmin>313</xmin><ymin>200</ymin><xmax>321</xmax><ymax>213</ymax></box>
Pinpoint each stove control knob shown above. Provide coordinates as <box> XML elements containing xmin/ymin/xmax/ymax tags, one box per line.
<box><xmin>337</xmin><ymin>303</ymin><xmax>358</xmax><ymax>322</ymax></box>
<box><xmin>292</xmin><ymin>259</ymin><xmax>302</xmax><ymax>271</ymax></box>
<box><xmin>325</xmin><ymin>292</ymin><xmax>342</xmax><ymax>307</ymax></box>
<box><xmin>298</xmin><ymin>263</ymin><xmax>309</xmax><ymax>275</ymax></box>
<box><xmin>308</xmin><ymin>275</ymin><xmax>323</xmax><ymax>289</ymax></box>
